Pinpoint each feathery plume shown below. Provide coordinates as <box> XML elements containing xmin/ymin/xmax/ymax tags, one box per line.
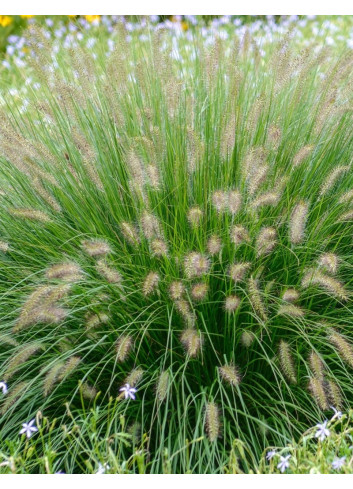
<box><xmin>121</xmin><ymin>222</ymin><xmax>140</xmax><ymax>246</ymax></box>
<box><xmin>191</xmin><ymin>282</ymin><xmax>208</xmax><ymax>301</ymax></box>
<box><xmin>82</xmin><ymin>239</ymin><xmax>111</xmax><ymax>257</ymax></box>
<box><xmin>319</xmin><ymin>166</ymin><xmax>349</xmax><ymax>196</ymax></box>
<box><xmin>125</xmin><ymin>368</ymin><xmax>144</xmax><ymax>386</ymax></box>
<box><xmin>338</xmin><ymin>188</ymin><xmax>353</xmax><ymax>204</ymax></box>
<box><xmin>212</xmin><ymin>190</ymin><xmax>228</xmax><ymax>213</ymax></box>
<box><xmin>279</xmin><ymin>340</ymin><xmax>297</xmax><ymax>384</ymax></box>
<box><xmin>277</xmin><ymin>304</ymin><xmax>304</xmax><ymax>317</ymax></box>
<box><xmin>308</xmin><ymin>377</ymin><xmax>329</xmax><ymax>410</ymax></box>
<box><xmin>247</xmin><ymin>164</ymin><xmax>269</xmax><ymax>196</ymax></box>
<box><xmin>180</xmin><ymin>328</ymin><xmax>202</xmax><ymax>357</ymax></box>
<box><xmin>175</xmin><ymin>299</ymin><xmax>196</xmax><ymax>327</ymax></box>
<box><xmin>230</xmin><ymin>225</ymin><xmax>250</xmax><ymax>246</ymax></box>
<box><xmin>251</xmin><ymin>191</ymin><xmax>280</xmax><ymax>210</ymax></box>
<box><xmin>32</xmin><ymin>177</ymin><xmax>61</xmax><ymax>212</ymax></box>
<box><xmin>0</xmin><ymin>334</ymin><xmax>18</xmax><ymax>347</ymax></box>
<box><xmin>302</xmin><ymin>269</ymin><xmax>348</xmax><ymax>301</ymax></box>
<box><xmin>15</xmin><ymin>285</ymin><xmax>54</xmax><ymax>331</ymax></box>
<box><xmin>289</xmin><ymin>201</ymin><xmax>309</xmax><ymax>245</ymax></box>
<box><xmin>80</xmin><ymin>382</ymin><xmax>98</xmax><ymax>400</ymax></box>
<box><xmin>156</xmin><ymin>370</ymin><xmax>169</xmax><ymax>403</ymax></box>
<box><xmin>86</xmin><ymin>312</ymin><xmax>109</xmax><ymax>330</ymax></box>
<box><xmin>328</xmin><ymin>330</ymin><xmax>353</xmax><ymax>367</ymax></box>
<box><xmin>140</xmin><ymin>211</ymin><xmax>160</xmax><ymax>239</ymax></box>
<box><xmin>282</xmin><ymin>289</ymin><xmax>299</xmax><ymax>302</ymax></box>
<box><xmin>187</xmin><ymin>206</ymin><xmax>203</xmax><ymax>227</ymax></box>
<box><xmin>0</xmin><ymin>241</ymin><xmax>9</xmax><ymax>252</ymax></box>
<box><xmin>224</xmin><ymin>295</ymin><xmax>241</xmax><ymax>313</ymax></box>
<box><xmin>293</xmin><ymin>145</ymin><xmax>313</xmax><ymax>168</ymax></box>
<box><xmin>5</xmin><ymin>342</ymin><xmax>44</xmax><ymax>380</ymax></box>
<box><xmin>151</xmin><ymin>238</ymin><xmax>168</xmax><ymax>257</ymax></box>
<box><xmin>142</xmin><ymin>271</ymin><xmax>160</xmax><ymax>296</ymax></box>
<box><xmin>309</xmin><ymin>351</ymin><xmax>325</xmax><ymax>381</ymax></box>
<box><xmin>267</xmin><ymin>124</ymin><xmax>281</xmax><ymax>149</ymax></box>
<box><xmin>43</xmin><ymin>361</ymin><xmax>65</xmax><ymax>396</ymax></box>
<box><xmin>0</xmin><ymin>381</ymin><xmax>29</xmax><ymax>415</ymax></box>
<box><xmin>256</xmin><ymin>227</ymin><xmax>277</xmax><ymax>257</ymax></box>
<box><xmin>326</xmin><ymin>380</ymin><xmax>342</xmax><ymax>409</ymax></box>
<box><xmin>207</xmin><ymin>235</ymin><xmax>222</xmax><ymax>255</ymax></box>
<box><xmin>219</xmin><ymin>364</ymin><xmax>241</xmax><ymax>387</ymax></box>
<box><xmin>229</xmin><ymin>262</ymin><xmax>251</xmax><ymax>283</ymax></box>
<box><xmin>205</xmin><ymin>402</ymin><xmax>220</xmax><ymax>442</ymax></box>
<box><xmin>45</xmin><ymin>262</ymin><xmax>83</xmax><ymax>282</ymax></box>
<box><xmin>169</xmin><ymin>281</ymin><xmax>184</xmax><ymax>301</ymax></box>
<box><xmin>227</xmin><ymin>190</ymin><xmax>242</xmax><ymax>215</ymax></box>
<box><xmin>146</xmin><ymin>165</ymin><xmax>161</xmax><ymax>189</ymax></box>
<box><xmin>9</xmin><ymin>208</ymin><xmax>52</xmax><ymax>223</ymax></box>
<box><xmin>339</xmin><ymin>210</ymin><xmax>353</xmax><ymax>222</ymax></box>
<box><xmin>248</xmin><ymin>278</ymin><xmax>268</xmax><ymax>321</ymax></box>
<box><xmin>184</xmin><ymin>252</ymin><xmax>210</xmax><ymax>279</ymax></box>
<box><xmin>126</xmin><ymin>149</ymin><xmax>145</xmax><ymax>188</ymax></box>
<box><xmin>57</xmin><ymin>356</ymin><xmax>81</xmax><ymax>381</ymax></box>
<box><xmin>241</xmin><ymin>331</ymin><xmax>255</xmax><ymax>347</ymax></box>
<box><xmin>116</xmin><ymin>335</ymin><xmax>133</xmax><ymax>362</ymax></box>
<box><xmin>96</xmin><ymin>260</ymin><xmax>122</xmax><ymax>284</ymax></box>
<box><xmin>318</xmin><ymin>253</ymin><xmax>338</xmax><ymax>274</ymax></box>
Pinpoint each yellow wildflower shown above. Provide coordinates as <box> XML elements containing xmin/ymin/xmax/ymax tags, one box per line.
<box><xmin>0</xmin><ymin>16</ymin><xmax>13</xmax><ymax>27</ymax></box>
<box><xmin>84</xmin><ymin>15</ymin><xmax>101</xmax><ymax>23</ymax></box>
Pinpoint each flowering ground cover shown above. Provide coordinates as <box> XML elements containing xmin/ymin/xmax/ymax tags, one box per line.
<box><xmin>1</xmin><ymin>15</ymin><xmax>353</xmax><ymax>474</ymax></box>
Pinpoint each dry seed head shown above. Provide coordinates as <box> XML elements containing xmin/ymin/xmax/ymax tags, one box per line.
<box><xmin>227</xmin><ymin>190</ymin><xmax>242</xmax><ymax>215</ymax></box>
<box><xmin>339</xmin><ymin>210</ymin><xmax>353</xmax><ymax>222</ymax></box>
<box><xmin>180</xmin><ymin>328</ymin><xmax>202</xmax><ymax>357</ymax></box>
<box><xmin>308</xmin><ymin>377</ymin><xmax>329</xmax><ymax>411</ymax></box>
<box><xmin>278</xmin><ymin>340</ymin><xmax>297</xmax><ymax>384</ymax></box>
<box><xmin>309</xmin><ymin>351</ymin><xmax>325</xmax><ymax>381</ymax></box>
<box><xmin>175</xmin><ymin>299</ymin><xmax>196</xmax><ymax>327</ymax></box>
<box><xmin>32</xmin><ymin>177</ymin><xmax>61</xmax><ymax>212</ymax></box>
<box><xmin>0</xmin><ymin>241</ymin><xmax>9</xmax><ymax>252</ymax></box>
<box><xmin>207</xmin><ymin>235</ymin><xmax>222</xmax><ymax>255</ymax></box>
<box><xmin>327</xmin><ymin>380</ymin><xmax>342</xmax><ymax>409</ymax></box>
<box><xmin>125</xmin><ymin>368</ymin><xmax>144</xmax><ymax>386</ymax></box>
<box><xmin>156</xmin><ymin>370</ymin><xmax>169</xmax><ymax>403</ymax></box>
<box><xmin>289</xmin><ymin>201</ymin><xmax>309</xmax><ymax>245</ymax></box>
<box><xmin>338</xmin><ymin>188</ymin><xmax>353</xmax><ymax>204</ymax></box>
<box><xmin>241</xmin><ymin>331</ymin><xmax>255</xmax><ymax>348</ymax></box>
<box><xmin>318</xmin><ymin>253</ymin><xmax>338</xmax><ymax>275</ymax></box>
<box><xmin>126</xmin><ymin>149</ymin><xmax>145</xmax><ymax>187</ymax></box>
<box><xmin>219</xmin><ymin>364</ymin><xmax>241</xmax><ymax>387</ymax></box>
<box><xmin>57</xmin><ymin>356</ymin><xmax>81</xmax><ymax>381</ymax></box>
<box><xmin>146</xmin><ymin>164</ymin><xmax>160</xmax><ymax>190</ymax></box>
<box><xmin>187</xmin><ymin>206</ymin><xmax>203</xmax><ymax>227</ymax></box>
<box><xmin>205</xmin><ymin>402</ymin><xmax>220</xmax><ymax>442</ymax></box>
<box><xmin>267</xmin><ymin>124</ymin><xmax>281</xmax><ymax>149</ymax></box>
<box><xmin>319</xmin><ymin>165</ymin><xmax>349</xmax><ymax>196</ymax></box>
<box><xmin>229</xmin><ymin>262</ymin><xmax>251</xmax><ymax>282</ymax></box>
<box><xmin>35</xmin><ymin>306</ymin><xmax>68</xmax><ymax>324</ymax></box>
<box><xmin>86</xmin><ymin>312</ymin><xmax>109</xmax><ymax>330</ymax></box>
<box><xmin>43</xmin><ymin>361</ymin><xmax>65</xmax><ymax>396</ymax></box>
<box><xmin>0</xmin><ymin>334</ymin><xmax>18</xmax><ymax>347</ymax></box>
<box><xmin>0</xmin><ymin>381</ymin><xmax>29</xmax><ymax>415</ymax></box>
<box><xmin>248</xmin><ymin>278</ymin><xmax>268</xmax><ymax>321</ymax></box>
<box><xmin>247</xmin><ymin>164</ymin><xmax>269</xmax><ymax>196</ymax></box>
<box><xmin>191</xmin><ymin>282</ymin><xmax>209</xmax><ymax>301</ymax></box>
<box><xmin>256</xmin><ymin>227</ymin><xmax>277</xmax><ymax>257</ymax></box>
<box><xmin>230</xmin><ymin>225</ymin><xmax>250</xmax><ymax>246</ymax></box>
<box><xmin>82</xmin><ymin>239</ymin><xmax>111</xmax><ymax>257</ymax></box>
<box><xmin>140</xmin><ymin>211</ymin><xmax>160</xmax><ymax>239</ymax></box>
<box><xmin>212</xmin><ymin>190</ymin><xmax>228</xmax><ymax>213</ymax></box>
<box><xmin>121</xmin><ymin>222</ymin><xmax>140</xmax><ymax>246</ymax></box>
<box><xmin>328</xmin><ymin>330</ymin><xmax>353</xmax><ymax>367</ymax></box>
<box><xmin>43</xmin><ymin>284</ymin><xmax>71</xmax><ymax>305</ymax></box>
<box><xmin>224</xmin><ymin>295</ymin><xmax>241</xmax><ymax>313</ymax></box>
<box><xmin>96</xmin><ymin>260</ymin><xmax>122</xmax><ymax>284</ymax></box>
<box><xmin>5</xmin><ymin>342</ymin><xmax>44</xmax><ymax>380</ymax></box>
<box><xmin>277</xmin><ymin>304</ymin><xmax>304</xmax><ymax>317</ymax></box>
<box><xmin>282</xmin><ymin>288</ymin><xmax>299</xmax><ymax>302</ymax></box>
<box><xmin>142</xmin><ymin>271</ymin><xmax>160</xmax><ymax>296</ymax></box>
<box><xmin>169</xmin><ymin>281</ymin><xmax>184</xmax><ymax>301</ymax></box>
<box><xmin>45</xmin><ymin>262</ymin><xmax>83</xmax><ymax>282</ymax></box>
<box><xmin>302</xmin><ymin>269</ymin><xmax>348</xmax><ymax>301</ymax></box>
<box><xmin>184</xmin><ymin>252</ymin><xmax>210</xmax><ymax>279</ymax></box>
<box><xmin>151</xmin><ymin>238</ymin><xmax>168</xmax><ymax>257</ymax></box>
<box><xmin>15</xmin><ymin>285</ymin><xmax>54</xmax><ymax>331</ymax></box>
<box><xmin>9</xmin><ymin>207</ymin><xmax>52</xmax><ymax>223</ymax></box>
<box><xmin>116</xmin><ymin>335</ymin><xmax>133</xmax><ymax>362</ymax></box>
<box><xmin>293</xmin><ymin>145</ymin><xmax>313</xmax><ymax>168</ymax></box>
<box><xmin>251</xmin><ymin>191</ymin><xmax>281</xmax><ymax>209</ymax></box>
<box><xmin>80</xmin><ymin>382</ymin><xmax>97</xmax><ymax>400</ymax></box>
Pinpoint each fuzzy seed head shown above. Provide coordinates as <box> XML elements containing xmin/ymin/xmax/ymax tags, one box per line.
<box><xmin>308</xmin><ymin>377</ymin><xmax>329</xmax><ymax>410</ymax></box>
<box><xmin>147</xmin><ymin>164</ymin><xmax>160</xmax><ymax>189</ymax></box>
<box><xmin>241</xmin><ymin>331</ymin><xmax>255</xmax><ymax>348</ymax></box>
<box><xmin>140</xmin><ymin>211</ymin><xmax>160</xmax><ymax>239</ymax></box>
<box><xmin>205</xmin><ymin>402</ymin><xmax>220</xmax><ymax>442</ymax></box>
<box><xmin>175</xmin><ymin>299</ymin><xmax>196</xmax><ymax>327</ymax></box>
<box><xmin>229</xmin><ymin>262</ymin><xmax>251</xmax><ymax>283</ymax></box>
<box><xmin>256</xmin><ymin>227</ymin><xmax>277</xmax><ymax>257</ymax></box>
<box><xmin>86</xmin><ymin>312</ymin><xmax>109</xmax><ymax>330</ymax></box>
<box><xmin>96</xmin><ymin>260</ymin><xmax>122</xmax><ymax>284</ymax></box>
<box><xmin>169</xmin><ymin>281</ymin><xmax>184</xmax><ymax>301</ymax></box>
<box><xmin>184</xmin><ymin>252</ymin><xmax>210</xmax><ymax>279</ymax></box>
<box><xmin>319</xmin><ymin>166</ymin><xmax>349</xmax><ymax>196</ymax></box>
<box><xmin>338</xmin><ymin>188</ymin><xmax>353</xmax><ymax>204</ymax></box>
<box><xmin>187</xmin><ymin>206</ymin><xmax>203</xmax><ymax>227</ymax></box>
<box><xmin>329</xmin><ymin>330</ymin><xmax>353</xmax><ymax>367</ymax></box>
<box><xmin>318</xmin><ymin>253</ymin><xmax>338</xmax><ymax>275</ymax></box>
<box><xmin>82</xmin><ymin>239</ymin><xmax>111</xmax><ymax>257</ymax></box>
<box><xmin>219</xmin><ymin>364</ymin><xmax>241</xmax><ymax>387</ymax></box>
<box><xmin>0</xmin><ymin>241</ymin><xmax>9</xmax><ymax>252</ymax></box>
<box><xmin>43</xmin><ymin>362</ymin><xmax>65</xmax><ymax>396</ymax></box>
<box><xmin>279</xmin><ymin>340</ymin><xmax>297</xmax><ymax>384</ymax></box>
<box><xmin>339</xmin><ymin>210</ymin><xmax>353</xmax><ymax>222</ymax></box>
<box><xmin>125</xmin><ymin>368</ymin><xmax>143</xmax><ymax>386</ymax></box>
<box><xmin>277</xmin><ymin>304</ymin><xmax>304</xmax><ymax>317</ymax></box>
<box><xmin>212</xmin><ymin>190</ymin><xmax>228</xmax><ymax>213</ymax></box>
<box><xmin>45</xmin><ymin>262</ymin><xmax>83</xmax><ymax>282</ymax></box>
<box><xmin>282</xmin><ymin>289</ymin><xmax>299</xmax><ymax>302</ymax></box>
<box><xmin>224</xmin><ymin>295</ymin><xmax>241</xmax><ymax>313</ymax></box>
<box><xmin>58</xmin><ymin>356</ymin><xmax>81</xmax><ymax>381</ymax></box>
<box><xmin>121</xmin><ymin>222</ymin><xmax>140</xmax><ymax>245</ymax></box>
<box><xmin>267</xmin><ymin>124</ymin><xmax>281</xmax><ymax>149</ymax></box>
<box><xmin>5</xmin><ymin>342</ymin><xmax>44</xmax><ymax>380</ymax></box>
<box><xmin>116</xmin><ymin>335</ymin><xmax>133</xmax><ymax>362</ymax></box>
<box><xmin>293</xmin><ymin>145</ymin><xmax>313</xmax><ymax>168</ymax></box>
<box><xmin>248</xmin><ymin>278</ymin><xmax>268</xmax><ymax>322</ymax></box>
<box><xmin>142</xmin><ymin>271</ymin><xmax>160</xmax><ymax>296</ymax></box>
<box><xmin>180</xmin><ymin>328</ymin><xmax>202</xmax><ymax>357</ymax></box>
<box><xmin>80</xmin><ymin>382</ymin><xmax>98</xmax><ymax>400</ymax></box>
<box><xmin>247</xmin><ymin>164</ymin><xmax>269</xmax><ymax>196</ymax></box>
<box><xmin>289</xmin><ymin>201</ymin><xmax>309</xmax><ymax>245</ymax></box>
<box><xmin>309</xmin><ymin>351</ymin><xmax>325</xmax><ymax>381</ymax></box>
<box><xmin>327</xmin><ymin>380</ymin><xmax>342</xmax><ymax>409</ymax></box>
<box><xmin>251</xmin><ymin>191</ymin><xmax>280</xmax><ymax>209</ymax></box>
<box><xmin>228</xmin><ymin>191</ymin><xmax>242</xmax><ymax>215</ymax></box>
<box><xmin>9</xmin><ymin>207</ymin><xmax>52</xmax><ymax>223</ymax></box>
<box><xmin>191</xmin><ymin>282</ymin><xmax>209</xmax><ymax>301</ymax></box>
<box><xmin>156</xmin><ymin>370</ymin><xmax>169</xmax><ymax>403</ymax></box>
<box><xmin>207</xmin><ymin>235</ymin><xmax>222</xmax><ymax>255</ymax></box>
<box><xmin>151</xmin><ymin>238</ymin><xmax>168</xmax><ymax>257</ymax></box>
<box><xmin>302</xmin><ymin>269</ymin><xmax>348</xmax><ymax>301</ymax></box>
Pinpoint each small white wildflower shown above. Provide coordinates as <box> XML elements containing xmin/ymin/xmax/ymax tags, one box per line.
<box><xmin>277</xmin><ymin>455</ymin><xmax>291</xmax><ymax>473</ymax></box>
<box><xmin>119</xmin><ymin>383</ymin><xmax>137</xmax><ymax>400</ymax></box>
<box><xmin>315</xmin><ymin>420</ymin><xmax>330</xmax><ymax>441</ymax></box>
<box><xmin>19</xmin><ymin>419</ymin><xmax>38</xmax><ymax>438</ymax></box>
<box><xmin>266</xmin><ymin>450</ymin><xmax>276</xmax><ymax>461</ymax></box>
<box><xmin>332</xmin><ymin>456</ymin><xmax>346</xmax><ymax>470</ymax></box>
<box><xmin>96</xmin><ymin>462</ymin><xmax>110</xmax><ymax>474</ymax></box>
<box><xmin>0</xmin><ymin>381</ymin><xmax>8</xmax><ymax>395</ymax></box>
<box><xmin>330</xmin><ymin>406</ymin><xmax>343</xmax><ymax>420</ymax></box>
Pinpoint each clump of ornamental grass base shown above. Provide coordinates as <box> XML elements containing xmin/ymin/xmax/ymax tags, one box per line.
<box><xmin>1</xmin><ymin>25</ymin><xmax>353</xmax><ymax>473</ymax></box>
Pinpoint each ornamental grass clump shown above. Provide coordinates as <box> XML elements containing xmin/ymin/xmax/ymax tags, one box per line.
<box><xmin>1</xmin><ymin>25</ymin><xmax>353</xmax><ymax>472</ymax></box>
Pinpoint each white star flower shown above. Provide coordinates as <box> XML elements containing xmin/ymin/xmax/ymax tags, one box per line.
<box><xmin>19</xmin><ymin>419</ymin><xmax>38</xmax><ymax>438</ymax></box>
<box><xmin>119</xmin><ymin>383</ymin><xmax>137</xmax><ymax>400</ymax></box>
<box><xmin>332</xmin><ymin>456</ymin><xmax>346</xmax><ymax>471</ymax></box>
<box><xmin>315</xmin><ymin>420</ymin><xmax>330</xmax><ymax>441</ymax></box>
<box><xmin>277</xmin><ymin>455</ymin><xmax>291</xmax><ymax>473</ymax></box>
<box><xmin>96</xmin><ymin>462</ymin><xmax>110</xmax><ymax>474</ymax></box>
<box><xmin>330</xmin><ymin>406</ymin><xmax>342</xmax><ymax>420</ymax></box>
<box><xmin>0</xmin><ymin>381</ymin><xmax>8</xmax><ymax>395</ymax></box>
<box><xmin>266</xmin><ymin>450</ymin><xmax>276</xmax><ymax>461</ymax></box>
